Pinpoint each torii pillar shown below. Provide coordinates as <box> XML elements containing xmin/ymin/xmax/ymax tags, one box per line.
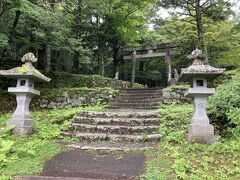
<box><xmin>130</xmin><ymin>50</ymin><xmax>137</xmax><ymax>88</ymax></box>
<box><xmin>165</xmin><ymin>45</ymin><xmax>172</xmax><ymax>85</ymax></box>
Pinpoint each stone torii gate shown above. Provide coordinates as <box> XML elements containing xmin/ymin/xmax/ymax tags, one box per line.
<box><xmin>123</xmin><ymin>43</ymin><xmax>181</xmax><ymax>87</ymax></box>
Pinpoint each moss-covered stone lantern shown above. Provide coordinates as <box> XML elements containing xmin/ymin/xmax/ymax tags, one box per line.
<box><xmin>0</xmin><ymin>53</ymin><xmax>51</xmax><ymax>135</ymax></box>
<box><xmin>179</xmin><ymin>49</ymin><xmax>225</xmax><ymax>144</ymax></box>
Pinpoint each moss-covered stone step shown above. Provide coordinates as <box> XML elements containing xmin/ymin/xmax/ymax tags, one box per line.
<box><xmin>67</xmin><ymin>142</ymin><xmax>157</xmax><ymax>151</ymax></box>
<box><xmin>120</xmin><ymin>88</ymin><xmax>162</xmax><ymax>93</ymax></box>
<box><xmin>71</xmin><ymin>123</ymin><xmax>160</xmax><ymax>134</ymax></box>
<box><xmin>63</xmin><ymin>110</ymin><xmax>161</xmax><ymax>143</ymax></box>
<box><xmin>115</xmin><ymin>94</ymin><xmax>162</xmax><ymax>100</ymax></box>
<box><xmin>107</xmin><ymin>88</ymin><xmax>163</xmax><ymax>110</ymax></box>
<box><xmin>108</xmin><ymin>102</ymin><xmax>162</xmax><ymax>107</ymax></box>
<box><xmin>76</xmin><ymin>110</ymin><xmax>159</xmax><ymax>118</ymax></box>
<box><xmin>106</xmin><ymin>105</ymin><xmax>160</xmax><ymax>110</ymax></box>
<box><xmin>107</xmin><ymin>104</ymin><xmax>161</xmax><ymax>110</ymax></box>
<box><xmin>72</xmin><ymin>132</ymin><xmax>161</xmax><ymax>142</ymax></box>
<box><xmin>73</xmin><ymin>117</ymin><xmax>161</xmax><ymax>126</ymax></box>
<box><xmin>118</xmin><ymin>93</ymin><xmax>162</xmax><ymax>98</ymax></box>
<box><xmin>111</xmin><ymin>97</ymin><xmax>162</xmax><ymax>103</ymax></box>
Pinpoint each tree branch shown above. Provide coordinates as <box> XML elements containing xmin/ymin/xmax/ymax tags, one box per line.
<box><xmin>179</xmin><ymin>19</ymin><xmax>197</xmax><ymax>25</ymax></box>
<box><xmin>186</xmin><ymin>1</ymin><xmax>196</xmax><ymax>17</ymax></box>
<box><xmin>178</xmin><ymin>12</ymin><xmax>195</xmax><ymax>18</ymax></box>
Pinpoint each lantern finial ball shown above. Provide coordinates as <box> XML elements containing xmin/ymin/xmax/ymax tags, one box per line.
<box><xmin>21</xmin><ymin>52</ymin><xmax>37</xmax><ymax>64</ymax></box>
<box><xmin>187</xmin><ymin>49</ymin><xmax>206</xmax><ymax>60</ymax></box>
<box><xmin>187</xmin><ymin>49</ymin><xmax>207</xmax><ymax>65</ymax></box>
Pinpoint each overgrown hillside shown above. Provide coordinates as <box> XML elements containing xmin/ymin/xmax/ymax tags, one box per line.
<box><xmin>144</xmin><ymin>72</ymin><xmax>240</xmax><ymax>179</ymax></box>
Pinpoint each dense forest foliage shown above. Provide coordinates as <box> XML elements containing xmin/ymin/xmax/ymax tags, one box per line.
<box><xmin>0</xmin><ymin>0</ymin><xmax>239</xmax><ymax>85</ymax></box>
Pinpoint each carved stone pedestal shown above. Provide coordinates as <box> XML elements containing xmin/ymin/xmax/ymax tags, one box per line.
<box><xmin>7</xmin><ymin>91</ymin><xmax>37</xmax><ymax>135</ymax></box>
<box><xmin>186</xmin><ymin>124</ymin><xmax>220</xmax><ymax>144</ymax></box>
<box><xmin>186</xmin><ymin>93</ymin><xmax>219</xmax><ymax>144</ymax></box>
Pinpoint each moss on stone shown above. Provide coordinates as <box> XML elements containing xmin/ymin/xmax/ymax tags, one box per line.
<box><xmin>38</xmin><ymin>72</ymin><xmax>143</xmax><ymax>89</ymax></box>
<box><xmin>16</xmin><ymin>66</ymin><xmax>28</xmax><ymax>74</ymax></box>
<box><xmin>32</xmin><ymin>87</ymin><xmax>119</xmax><ymax>109</ymax></box>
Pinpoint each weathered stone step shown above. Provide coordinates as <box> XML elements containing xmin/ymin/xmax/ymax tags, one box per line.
<box><xmin>117</xmin><ymin>95</ymin><xmax>162</xmax><ymax>100</ymax></box>
<box><xmin>62</xmin><ymin>132</ymin><xmax>161</xmax><ymax>142</ymax></box>
<box><xmin>120</xmin><ymin>88</ymin><xmax>163</xmax><ymax>93</ymax></box>
<box><xmin>71</xmin><ymin>123</ymin><xmax>160</xmax><ymax>134</ymax></box>
<box><xmin>119</xmin><ymin>92</ymin><xmax>162</xmax><ymax>97</ymax></box>
<box><xmin>76</xmin><ymin>110</ymin><xmax>159</xmax><ymax>118</ymax></box>
<box><xmin>73</xmin><ymin>117</ymin><xmax>161</xmax><ymax>126</ymax></box>
<box><xmin>107</xmin><ymin>103</ymin><xmax>161</xmax><ymax>110</ymax></box>
<box><xmin>112</xmin><ymin>98</ymin><xmax>162</xmax><ymax>103</ymax></box>
<box><xmin>67</xmin><ymin>142</ymin><xmax>157</xmax><ymax>151</ymax></box>
<box><xmin>107</xmin><ymin>105</ymin><xmax>160</xmax><ymax>110</ymax></box>
<box><xmin>108</xmin><ymin>102</ymin><xmax>162</xmax><ymax>107</ymax></box>
<box><xmin>116</xmin><ymin>94</ymin><xmax>162</xmax><ymax>100</ymax></box>
<box><xmin>119</xmin><ymin>91</ymin><xmax>162</xmax><ymax>95</ymax></box>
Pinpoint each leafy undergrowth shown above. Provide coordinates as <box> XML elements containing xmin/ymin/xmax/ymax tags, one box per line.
<box><xmin>143</xmin><ymin>104</ymin><xmax>240</xmax><ymax>180</ymax></box>
<box><xmin>144</xmin><ymin>73</ymin><xmax>240</xmax><ymax>179</ymax></box>
<box><xmin>208</xmin><ymin>72</ymin><xmax>240</xmax><ymax>138</ymax></box>
<box><xmin>0</xmin><ymin>105</ymin><xmax>104</xmax><ymax>179</ymax></box>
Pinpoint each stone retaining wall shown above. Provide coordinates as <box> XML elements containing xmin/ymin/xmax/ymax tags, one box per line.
<box><xmin>162</xmin><ymin>84</ymin><xmax>191</xmax><ymax>104</ymax></box>
<box><xmin>32</xmin><ymin>88</ymin><xmax>118</xmax><ymax>109</ymax></box>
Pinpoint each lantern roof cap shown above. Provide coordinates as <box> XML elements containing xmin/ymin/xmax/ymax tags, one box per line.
<box><xmin>179</xmin><ymin>49</ymin><xmax>225</xmax><ymax>82</ymax></box>
<box><xmin>0</xmin><ymin>53</ymin><xmax>51</xmax><ymax>82</ymax></box>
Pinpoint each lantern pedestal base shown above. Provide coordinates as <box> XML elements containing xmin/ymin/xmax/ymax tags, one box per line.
<box><xmin>7</xmin><ymin>92</ymin><xmax>34</xmax><ymax>135</ymax></box>
<box><xmin>7</xmin><ymin>118</ymin><xmax>33</xmax><ymax>135</ymax></box>
<box><xmin>186</xmin><ymin>124</ymin><xmax>220</xmax><ymax>144</ymax></box>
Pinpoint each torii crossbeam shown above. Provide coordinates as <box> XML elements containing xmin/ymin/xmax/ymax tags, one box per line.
<box><xmin>123</xmin><ymin>42</ymin><xmax>181</xmax><ymax>87</ymax></box>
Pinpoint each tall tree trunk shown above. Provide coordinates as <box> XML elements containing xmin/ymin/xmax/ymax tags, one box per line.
<box><xmin>29</xmin><ymin>30</ymin><xmax>36</xmax><ymax>54</ymax></box>
<box><xmin>9</xmin><ymin>10</ymin><xmax>21</xmax><ymax>60</ymax></box>
<box><xmin>72</xmin><ymin>51</ymin><xmax>80</xmax><ymax>73</ymax></box>
<box><xmin>195</xmin><ymin>0</ymin><xmax>208</xmax><ymax>64</ymax></box>
<box><xmin>71</xmin><ymin>0</ymin><xmax>82</xmax><ymax>72</ymax></box>
<box><xmin>45</xmin><ymin>44</ymin><xmax>51</xmax><ymax>73</ymax></box>
<box><xmin>139</xmin><ymin>62</ymin><xmax>144</xmax><ymax>72</ymax></box>
<box><xmin>55</xmin><ymin>51</ymin><xmax>60</xmax><ymax>71</ymax></box>
<box><xmin>113</xmin><ymin>40</ymin><xmax>120</xmax><ymax>77</ymax></box>
<box><xmin>101</xmin><ymin>54</ymin><xmax>105</xmax><ymax>76</ymax></box>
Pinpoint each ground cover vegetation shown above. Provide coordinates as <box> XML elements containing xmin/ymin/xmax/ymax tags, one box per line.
<box><xmin>0</xmin><ymin>105</ymin><xmax>104</xmax><ymax>179</ymax></box>
<box><xmin>143</xmin><ymin>72</ymin><xmax>240</xmax><ymax>179</ymax></box>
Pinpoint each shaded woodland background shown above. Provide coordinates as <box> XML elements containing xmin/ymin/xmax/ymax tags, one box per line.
<box><xmin>0</xmin><ymin>0</ymin><xmax>239</xmax><ymax>86</ymax></box>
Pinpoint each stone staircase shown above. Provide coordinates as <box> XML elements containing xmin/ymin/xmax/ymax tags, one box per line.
<box><xmin>62</xmin><ymin>110</ymin><xmax>161</xmax><ymax>150</ymax></box>
<box><xmin>107</xmin><ymin>88</ymin><xmax>163</xmax><ymax>109</ymax></box>
<box><xmin>62</xmin><ymin>88</ymin><xmax>163</xmax><ymax>150</ymax></box>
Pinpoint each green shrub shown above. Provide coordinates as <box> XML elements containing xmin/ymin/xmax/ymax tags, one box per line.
<box><xmin>208</xmin><ymin>73</ymin><xmax>240</xmax><ymax>137</ymax></box>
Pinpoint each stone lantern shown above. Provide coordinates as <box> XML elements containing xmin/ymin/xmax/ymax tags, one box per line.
<box><xmin>0</xmin><ymin>53</ymin><xmax>50</xmax><ymax>135</ymax></box>
<box><xmin>179</xmin><ymin>49</ymin><xmax>225</xmax><ymax>144</ymax></box>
